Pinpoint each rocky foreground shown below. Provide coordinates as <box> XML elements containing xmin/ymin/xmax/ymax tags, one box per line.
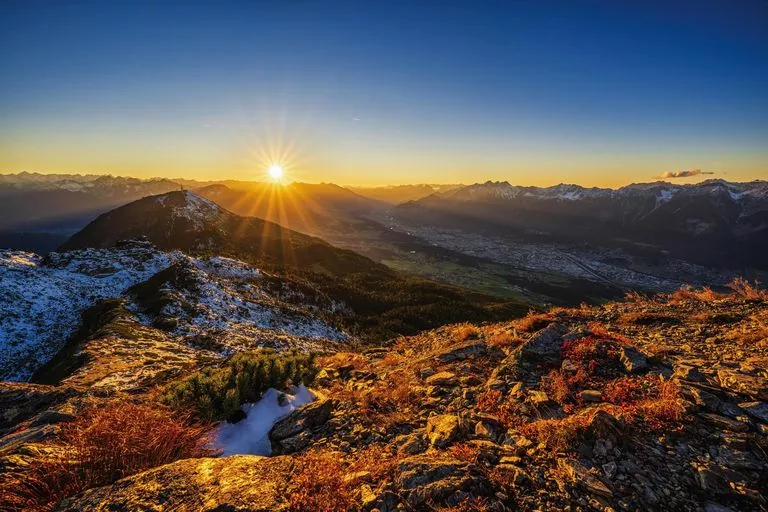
<box><xmin>1</xmin><ymin>284</ymin><xmax>767</xmax><ymax>511</ymax></box>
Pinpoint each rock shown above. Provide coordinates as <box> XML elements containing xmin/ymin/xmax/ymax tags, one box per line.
<box><xmin>270</xmin><ymin>398</ymin><xmax>334</xmax><ymax>453</ymax></box>
<box><xmin>29</xmin><ymin>408</ymin><xmax>76</xmax><ymax>427</ymax></box>
<box><xmin>395</xmin><ymin>432</ymin><xmax>427</xmax><ymax>455</ymax></box>
<box><xmin>434</xmin><ymin>342</ymin><xmax>486</xmax><ymax>363</ymax></box>
<box><xmin>419</xmin><ymin>368</ymin><xmax>436</xmax><ymax>379</ymax></box>
<box><xmin>426</xmin><ymin>414</ymin><xmax>465</xmax><ymax>448</ymax></box>
<box><xmin>673</xmin><ymin>364</ymin><xmax>707</xmax><ymax>382</ymax></box>
<box><xmin>395</xmin><ymin>455</ymin><xmax>491</xmax><ymax>506</ymax></box>
<box><xmin>704</xmin><ymin>503</ymin><xmax>734</xmax><ymax>512</ymax></box>
<box><xmin>0</xmin><ymin>382</ymin><xmax>75</xmax><ymax>434</ymax></box>
<box><xmin>475</xmin><ymin>420</ymin><xmax>495</xmax><ymax>439</ymax></box>
<box><xmin>682</xmin><ymin>385</ymin><xmax>722</xmax><ymax>412</ymax></box>
<box><xmin>426</xmin><ymin>371</ymin><xmax>458</xmax><ymax>386</ymax></box>
<box><xmin>696</xmin><ymin>466</ymin><xmax>730</xmax><ymax>495</ymax></box>
<box><xmin>558</xmin><ymin>458</ymin><xmax>613</xmax><ymax>498</ymax></box>
<box><xmin>528</xmin><ymin>390</ymin><xmax>550</xmax><ymax>405</ymax></box>
<box><xmin>580</xmin><ymin>390</ymin><xmax>603</xmax><ymax>403</ymax></box>
<box><xmin>698</xmin><ymin>413</ymin><xmax>749</xmax><ymax>432</ymax></box>
<box><xmin>343</xmin><ymin>471</ymin><xmax>372</xmax><ymax>485</ymax></box>
<box><xmin>602</xmin><ymin>461</ymin><xmax>617</xmax><ymax>479</ymax></box>
<box><xmin>587</xmin><ymin>410</ymin><xmax>621</xmax><ymax>439</ymax></box>
<box><xmin>717</xmin><ymin>369</ymin><xmax>768</xmax><ymax>401</ymax></box>
<box><xmin>738</xmin><ymin>401</ymin><xmax>768</xmax><ymax>424</ymax></box>
<box><xmin>619</xmin><ymin>346</ymin><xmax>649</xmax><ymax>374</ymax></box>
<box><xmin>275</xmin><ymin>430</ymin><xmax>313</xmax><ymax>454</ymax></box>
<box><xmin>490</xmin><ymin>325</ymin><xmax>564</xmax><ymax>383</ymax></box>
<box><xmin>62</xmin><ymin>455</ymin><xmax>292</xmax><ymax>511</ymax></box>
<box><xmin>360</xmin><ymin>484</ymin><xmax>377</xmax><ymax>509</ymax></box>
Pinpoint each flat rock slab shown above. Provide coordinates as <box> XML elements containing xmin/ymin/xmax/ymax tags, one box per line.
<box><xmin>434</xmin><ymin>342</ymin><xmax>486</xmax><ymax>363</ymax></box>
<box><xmin>558</xmin><ymin>458</ymin><xmax>613</xmax><ymax>498</ymax></box>
<box><xmin>426</xmin><ymin>371</ymin><xmax>458</xmax><ymax>386</ymax></box>
<box><xmin>62</xmin><ymin>455</ymin><xmax>293</xmax><ymax>511</ymax></box>
<box><xmin>717</xmin><ymin>369</ymin><xmax>768</xmax><ymax>401</ymax></box>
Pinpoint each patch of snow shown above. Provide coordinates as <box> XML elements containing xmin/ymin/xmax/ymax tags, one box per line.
<box><xmin>657</xmin><ymin>189</ymin><xmax>677</xmax><ymax>203</ymax></box>
<box><xmin>154</xmin><ymin>256</ymin><xmax>346</xmax><ymax>342</ymax></box>
<box><xmin>194</xmin><ymin>256</ymin><xmax>261</xmax><ymax>280</ymax></box>
<box><xmin>215</xmin><ymin>384</ymin><xmax>315</xmax><ymax>456</ymax></box>
<box><xmin>557</xmin><ymin>190</ymin><xmax>582</xmax><ymax>201</ymax></box>
<box><xmin>728</xmin><ymin>189</ymin><xmax>743</xmax><ymax>201</ymax></box>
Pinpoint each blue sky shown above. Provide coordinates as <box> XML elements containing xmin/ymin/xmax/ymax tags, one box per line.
<box><xmin>1</xmin><ymin>0</ymin><xmax>766</xmax><ymax>185</ymax></box>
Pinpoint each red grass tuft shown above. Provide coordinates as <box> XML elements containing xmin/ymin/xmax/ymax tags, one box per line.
<box><xmin>0</xmin><ymin>402</ymin><xmax>212</xmax><ymax>512</ymax></box>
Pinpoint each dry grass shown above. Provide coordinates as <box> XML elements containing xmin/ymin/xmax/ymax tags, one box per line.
<box><xmin>603</xmin><ymin>376</ymin><xmax>654</xmax><ymax>405</ymax></box>
<box><xmin>520</xmin><ymin>377</ymin><xmax>685</xmax><ymax>451</ymax></box>
<box><xmin>318</xmin><ymin>351</ymin><xmax>369</xmax><ymax>371</ymax></box>
<box><xmin>455</xmin><ymin>324</ymin><xmax>480</xmax><ymax>342</ymax></box>
<box><xmin>430</xmin><ymin>497</ymin><xmax>491</xmax><ymax>512</ymax></box>
<box><xmin>689</xmin><ymin>311</ymin><xmax>743</xmax><ymax>325</ymax></box>
<box><xmin>380</xmin><ymin>352</ymin><xmax>405</xmax><ymax>367</ymax></box>
<box><xmin>486</xmin><ymin>331</ymin><xmax>523</xmax><ymax>350</ymax></box>
<box><xmin>668</xmin><ymin>285</ymin><xmax>723</xmax><ymax>304</ymax></box>
<box><xmin>628</xmin><ymin>378</ymin><xmax>686</xmax><ymax>430</ymax></box>
<box><xmin>0</xmin><ymin>402</ymin><xmax>212</xmax><ymax>512</ymax></box>
<box><xmin>476</xmin><ymin>389</ymin><xmax>523</xmax><ymax>428</ymax></box>
<box><xmin>726</xmin><ymin>277</ymin><xmax>768</xmax><ymax>300</ymax></box>
<box><xmin>618</xmin><ymin>311</ymin><xmax>680</xmax><ymax>326</ymax></box>
<box><xmin>331</xmin><ymin>368</ymin><xmax>421</xmax><ymax>428</ymax></box>
<box><xmin>624</xmin><ymin>290</ymin><xmax>649</xmax><ymax>303</ymax></box>
<box><xmin>515</xmin><ymin>312</ymin><xmax>555</xmax><ymax>333</ymax></box>
<box><xmin>288</xmin><ymin>445</ymin><xmax>397</xmax><ymax>512</ymax></box>
<box><xmin>519</xmin><ymin>410</ymin><xmax>596</xmax><ymax>452</ymax></box>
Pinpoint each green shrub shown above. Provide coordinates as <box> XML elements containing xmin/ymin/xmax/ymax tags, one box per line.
<box><xmin>161</xmin><ymin>349</ymin><xmax>319</xmax><ymax>421</ymax></box>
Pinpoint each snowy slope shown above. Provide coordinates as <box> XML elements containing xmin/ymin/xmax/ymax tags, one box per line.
<box><xmin>0</xmin><ymin>241</ymin><xmax>347</xmax><ymax>382</ymax></box>
<box><xmin>0</xmin><ymin>242</ymin><xmax>173</xmax><ymax>381</ymax></box>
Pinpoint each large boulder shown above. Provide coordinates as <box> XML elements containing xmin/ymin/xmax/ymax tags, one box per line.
<box><xmin>61</xmin><ymin>455</ymin><xmax>293</xmax><ymax>511</ymax></box>
<box><xmin>426</xmin><ymin>414</ymin><xmax>466</xmax><ymax>448</ymax></box>
<box><xmin>619</xmin><ymin>346</ymin><xmax>649</xmax><ymax>374</ymax></box>
<box><xmin>395</xmin><ymin>455</ymin><xmax>492</xmax><ymax>507</ymax></box>
<box><xmin>490</xmin><ymin>324</ymin><xmax>565</xmax><ymax>385</ymax></box>
<box><xmin>269</xmin><ymin>398</ymin><xmax>335</xmax><ymax>454</ymax></box>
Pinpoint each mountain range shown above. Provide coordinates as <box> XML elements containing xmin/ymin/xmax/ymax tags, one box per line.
<box><xmin>2</xmin><ymin>173</ymin><xmax>766</xmax><ymax>306</ymax></box>
<box><xmin>397</xmin><ymin>179</ymin><xmax>768</xmax><ymax>269</ymax></box>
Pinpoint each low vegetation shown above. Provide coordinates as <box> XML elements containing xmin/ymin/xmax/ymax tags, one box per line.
<box><xmin>0</xmin><ymin>403</ymin><xmax>210</xmax><ymax>512</ymax></box>
<box><xmin>287</xmin><ymin>446</ymin><xmax>398</xmax><ymax>512</ymax></box>
<box><xmin>161</xmin><ymin>348</ymin><xmax>318</xmax><ymax>421</ymax></box>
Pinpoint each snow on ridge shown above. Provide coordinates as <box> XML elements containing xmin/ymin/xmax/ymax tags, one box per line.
<box><xmin>193</xmin><ymin>256</ymin><xmax>261</xmax><ymax>280</ymax></box>
<box><xmin>0</xmin><ymin>243</ymin><xmax>175</xmax><ymax>382</ymax></box>
<box><xmin>0</xmin><ymin>251</ymin><xmax>41</xmax><ymax>268</ymax></box>
<box><xmin>157</xmin><ymin>255</ymin><xmax>346</xmax><ymax>342</ymax></box>
<box><xmin>657</xmin><ymin>189</ymin><xmax>677</xmax><ymax>203</ymax></box>
<box><xmin>166</xmin><ymin>191</ymin><xmax>226</xmax><ymax>229</ymax></box>
<box><xmin>0</xmin><ymin>242</ymin><xmax>347</xmax><ymax>382</ymax></box>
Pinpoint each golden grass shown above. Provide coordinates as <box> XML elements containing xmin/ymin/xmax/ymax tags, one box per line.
<box><xmin>515</xmin><ymin>312</ymin><xmax>555</xmax><ymax>333</ymax></box>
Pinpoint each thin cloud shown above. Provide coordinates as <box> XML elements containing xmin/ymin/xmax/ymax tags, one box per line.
<box><xmin>655</xmin><ymin>169</ymin><xmax>716</xmax><ymax>179</ymax></box>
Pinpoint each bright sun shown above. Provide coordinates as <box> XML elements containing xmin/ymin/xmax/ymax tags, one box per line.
<box><xmin>267</xmin><ymin>164</ymin><xmax>284</xmax><ymax>181</ymax></box>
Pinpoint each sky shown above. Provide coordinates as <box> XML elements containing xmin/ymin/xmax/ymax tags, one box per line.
<box><xmin>1</xmin><ymin>0</ymin><xmax>766</xmax><ymax>187</ymax></box>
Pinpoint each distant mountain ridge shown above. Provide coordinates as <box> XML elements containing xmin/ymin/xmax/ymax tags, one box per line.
<box><xmin>398</xmin><ymin>179</ymin><xmax>768</xmax><ymax>270</ymax></box>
